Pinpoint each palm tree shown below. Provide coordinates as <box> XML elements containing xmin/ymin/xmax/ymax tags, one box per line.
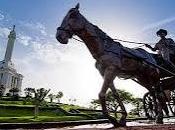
<box><xmin>56</xmin><ymin>91</ymin><xmax>63</xmax><ymax>103</ymax></box>
<box><xmin>69</xmin><ymin>98</ymin><xmax>77</xmax><ymax>105</ymax></box>
<box><xmin>9</xmin><ymin>87</ymin><xmax>19</xmax><ymax>97</ymax></box>
<box><xmin>24</xmin><ymin>87</ymin><xmax>34</xmax><ymax>98</ymax></box>
<box><xmin>48</xmin><ymin>93</ymin><xmax>56</xmax><ymax>103</ymax></box>
<box><xmin>23</xmin><ymin>87</ymin><xmax>35</xmax><ymax>105</ymax></box>
<box><xmin>31</xmin><ymin>88</ymin><xmax>50</xmax><ymax>118</ymax></box>
<box><xmin>9</xmin><ymin>87</ymin><xmax>20</xmax><ymax>100</ymax></box>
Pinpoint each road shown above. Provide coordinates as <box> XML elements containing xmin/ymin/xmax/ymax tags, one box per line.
<box><xmin>46</xmin><ymin>118</ymin><xmax>175</xmax><ymax>130</ymax></box>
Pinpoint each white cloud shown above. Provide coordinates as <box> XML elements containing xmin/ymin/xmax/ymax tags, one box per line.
<box><xmin>0</xmin><ymin>13</ymin><xmax>4</xmax><ymax>21</ymax></box>
<box><xmin>35</xmin><ymin>22</ymin><xmax>47</xmax><ymax>36</ymax></box>
<box><xmin>19</xmin><ymin>21</ymin><xmax>47</xmax><ymax>36</ymax></box>
<box><xmin>17</xmin><ymin>34</ymin><xmax>32</xmax><ymax>46</ymax></box>
<box><xmin>30</xmin><ymin>42</ymin><xmax>61</xmax><ymax>64</ymax></box>
<box><xmin>14</xmin><ymin>47</ymin><xmax>102</xmax><ymax>106</ymax></box>
<box><xmin>141</xmin><ymin>16</ymin><xmax>175</xmax><ymax>32</ymax></box>
<box><xmin>0</xmin><ymin>26</ymin><xmax>10</xmax><ymax>38</ymax></box>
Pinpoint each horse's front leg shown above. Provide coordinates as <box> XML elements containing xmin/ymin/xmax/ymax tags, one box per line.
<box><xmin>98</xmin><ymin>66</ymin><xmax>120</xmax><ymax>127</ymax></box>
<box><xmin>110</xmin><ymin>84</ymin><xmax>127</xmax><ymax>126</ymax></box>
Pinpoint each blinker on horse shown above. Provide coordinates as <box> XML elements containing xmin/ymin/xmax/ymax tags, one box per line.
<box><xmin>56</xmin><ymin>4</ymin><xmax>164</xmax><ymax>127</ymax></box>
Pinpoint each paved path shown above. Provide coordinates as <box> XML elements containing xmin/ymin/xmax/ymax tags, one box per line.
<box><xmin>48</xmin><ymin>124</ymin><xmax>175</xmax><ymax>130</ymax></box>
<box><xmin>47</xmin><ymin>119</ymin><xmax>175</xmax><ymax>130</ymax></box>
<box><xmin>4</xmin><ymin>118</ymin><xmax>175</xmax><ymax>129</ymax></box>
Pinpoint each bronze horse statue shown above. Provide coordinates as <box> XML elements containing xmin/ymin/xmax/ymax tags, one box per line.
<box><xmin>56</xmin><ymin>4</ymin><xmax>164</xmax><ymax>127</ymax></box>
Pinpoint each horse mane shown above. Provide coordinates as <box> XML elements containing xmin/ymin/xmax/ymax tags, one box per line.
<box><xmin>78</xmin><ymin>10</ymin><xmax>119</xmax><ymax>45</ymax></box>
<box><xmin>92</xmin><ymin>24</ymin><xmax>113</xmax><ymax>42</ymax></box>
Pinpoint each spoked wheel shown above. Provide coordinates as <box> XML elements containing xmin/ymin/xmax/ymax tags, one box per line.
<box><xmin>168</xmin><ymin>90</ymin><xmax>175</xmax><ymax>115</ymax></box>
<box><xmin>143</xmin><ymin>92</ymin><xmax>157</xmax><ymax>119</ymax></box>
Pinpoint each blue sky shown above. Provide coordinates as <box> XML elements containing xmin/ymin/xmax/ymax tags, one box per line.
<box><xmin>0</xmin><ymin>0</ymin><xmax>175</xmax><ymax>106</ymax></box>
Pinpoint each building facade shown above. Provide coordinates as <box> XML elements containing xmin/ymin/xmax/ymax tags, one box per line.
<box><xmin>0</xmin><ymin>26</ymin><xmax>23</xmax><ymax>95</ymax></box>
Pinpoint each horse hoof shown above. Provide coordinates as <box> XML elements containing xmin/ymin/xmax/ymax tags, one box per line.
<box><xmin>119</xmin><ymin>119</ymin><xmax>126</xmax><ymax>127</ymax></box>
<box><xmin>108</xmin><ymin>116</ymin><xmax>120</xmax><ymax>127</ymax></box>
<box><xmin>155</xmin><ymin>118</ymin><xmax>163</xmax><ymax>124</ymax></box>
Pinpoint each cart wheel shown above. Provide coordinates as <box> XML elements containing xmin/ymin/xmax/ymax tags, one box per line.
<box><xmin>168</xmin><ymin>90</ymin><xmax>175</xmax><ymax>115</ymax></box>
<box><xmin>143</xmin><ymin>92</ymin><xmax>157</xmax><ymax>119</ymax></box>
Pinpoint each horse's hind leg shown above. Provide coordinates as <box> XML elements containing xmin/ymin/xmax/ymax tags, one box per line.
<box><xmin>98</xmin><ymin>66</ymin><xmax>120</xmax><ymax>127</ymax></box>
<box><xmin>110</xmin><ymin>84</ymin><xmax>127</xmax><ymax>126</ymax></box>
<box><xmin>155</xmin><ymin>85</ymin><xmax>164</xmax><ymax>124</ymax></box>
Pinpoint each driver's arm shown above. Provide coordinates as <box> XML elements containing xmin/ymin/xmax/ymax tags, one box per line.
<box><xmin>145</xmin><ymin>44</ymin><xmax>157</xmax><ymax>51</ymax></box>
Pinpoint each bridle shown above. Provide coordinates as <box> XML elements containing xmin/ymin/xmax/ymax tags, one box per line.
<box><xmin>57</xmin><ymin>24</ymin><xmax>74</xmax><ymax>38</ymax></box>
<box><xmin>57</xmin><ymin>13</ymin><xmax>87</xmax><ymax>38</ymax></box>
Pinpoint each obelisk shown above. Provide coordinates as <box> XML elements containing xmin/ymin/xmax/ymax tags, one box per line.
<box><xmin>4</xmin><ymin>25</ymin><xmax>16</xmax><ymax>62</ymax></box>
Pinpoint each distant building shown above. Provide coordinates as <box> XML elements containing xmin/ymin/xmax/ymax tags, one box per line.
<box><xmin>0</xmin><ymin>26</ymin><xmax>23</xmax><ymax>96</ymax></box>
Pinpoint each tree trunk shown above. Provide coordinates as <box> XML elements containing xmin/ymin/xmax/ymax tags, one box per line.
<box><xmin>34</xmin><ymin>105</ymin><xmax>39</xmax><ymax>118</ymax></box>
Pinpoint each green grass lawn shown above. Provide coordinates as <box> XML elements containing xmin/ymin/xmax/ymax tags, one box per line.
<box><xmin>0</xmin><ymin>103</ymin><xmax>95</xmax><ymax>123</ymax></box>
<box><xmin>0</xmin><ymin>100</ymin><xmax>24</xmax><ymax>105</ymax></box>
<box><xmin>0</xmin><ymin>100</ymin><xmax>106</xmax><ymax>123</ymax></box>
<box><xmin>0</xmin><ymin>104</ymin><xmax>69</xmax><ymax>117</ymax></box>
<box><xmin>59</xmin><ymin>104</ymin><xmax>85</xmax><ymax>111</ymax></box>
<box><xmin>0</xmin><ymin>103</ymin><xmax>140</xmax><ymax>123</ymax></box>
<box><xmin>0</xmin><ymin>116</ymin><xmax>90</xmax><ymax>123</ymax></box>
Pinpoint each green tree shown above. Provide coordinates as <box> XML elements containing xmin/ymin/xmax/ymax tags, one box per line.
<box><xmin>90</xmin><ymin>99</ymin><xmax>101</xmax><ymax>109</ymax></box>
<box><xmin>0</xmin><ymin>85</ymin><xmax>5</xmax><ymax>97</ymax></box>
<box><xmin>24</xmin><ymin>87</ymin><xmax>34</xmax><ymax>98</ymax></box>
<box><xmin>69</xmin><ymin>98</ymin><xmax>77</xmax><ymax>105</ymax></box>
<box><xmin>48</xmin><ymin>93</ymin><xmax>56</xmax><ymax>103</ymax></box>
<box><xmin>116</xmin><ymin>89</ymin><xmax>135</xmax><ymax>103</ymax></box>
<box><xmin>56</xmin><ymin>91</ymin><xmax>63</xmax><ymax>103</ymax></box>
<box><xmin>9</xmin><ymin>87</ymin><xmax>20</xmax><ymax>100</ymax></box>
<box><xmin>6</xmin><ymin>93</ymin><xmax>11</xmax><ymax>97</ymax></box>
<box><xmin>130</xmin><ymin>98</ymin><xmax>143</xmax><ymax>117</ymax></box>
<box><xmin>90</xmin><ymin>89</ymin><xmax>135</xmax><ymax>115</ymax></box>
<box><xmin>92</xmin><ymin>89</ymin><xmax>136</xmax><ymax>118</ymax></box>
<box><xmin>9</xmin><ymin>87</ymin><xmax>19</xmax><ymax>96</ymax></box>
<box><xmin>31</xmin><ymin>88</ymin><xmax>50</xmax><ymax>118</ymax></box>
<box><xmin>23</xmin><ymin>87</ymin><xmax>35</xmax><ymax>105</ymax></box>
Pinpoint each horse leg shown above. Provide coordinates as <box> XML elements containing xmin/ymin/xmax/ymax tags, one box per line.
<box><xmin>162</xmin><ymin>91</ymin><xmax>169</xmax><ymax>117</ymax></box>
<box><xmin>98</xmin><ymin>66</ymin><xmax>120</xmax><ymax>127</ymax></box>
<box><xmin>154</xmin><ymin>85</ymin><xmax>164</xmax><ymax>124</ymax></box>
<box><xmin>149</xmin><ymin>89</ymin><xmax>158</xmax><ymax>118</ymax></box>
<box><xmin>110</xmin><ymin>83</ymin><xmax>127</xmax><ymax>126</ymax></box>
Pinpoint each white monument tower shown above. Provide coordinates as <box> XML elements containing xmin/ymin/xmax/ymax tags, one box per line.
<box><xmin>0</xmin><ymin>25</ymin><xmax>23</xmax><ymax>95</ymax></box>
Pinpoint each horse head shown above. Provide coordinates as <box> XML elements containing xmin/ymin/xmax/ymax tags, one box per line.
<box><xmin>56</xmin><ymin>3</ymin><xmax>84</xmax><ymax>44</ymax></box>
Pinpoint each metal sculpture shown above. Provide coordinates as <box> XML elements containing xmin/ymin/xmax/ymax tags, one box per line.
<box><xmin>56</xmin><ymin>4</ymin><xmax>165</xmax><ymax>127</ymax></box>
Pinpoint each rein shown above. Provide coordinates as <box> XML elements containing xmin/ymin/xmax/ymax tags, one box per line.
<box><xmin>57</xmin><ymin>27</ymin><xmax>151</xmax><ymax>45</ymax></box>
<box><xmin>57</xmin><ymin>26</ymin><xmax>175</xmax><ymax>77</ymax></box>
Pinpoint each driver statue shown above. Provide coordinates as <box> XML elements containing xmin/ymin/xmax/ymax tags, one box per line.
<box><xmin>145</xmin><ymin>29</ymin><xmax>175</xmax><ymax>68</ymax></box>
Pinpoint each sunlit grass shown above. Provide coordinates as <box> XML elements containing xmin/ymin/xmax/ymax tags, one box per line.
<box><xmin>59</xmin><ymin>104</ymin><xmax>84</xmax><ymax>111</ymax></box>
<box><xmin>0</xmin><ymin>116</ymin><xmax>90</xmax><ymax>123</ymax></box>
<box><xmin>0</xmin><ymin>100</ymin><xmax>103</xmax><ymax>123</ymax></box>
<box><xmin>0</xmin><ymin>105</ymin><xmax>67</xmax><ymax>117</ymax></box>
